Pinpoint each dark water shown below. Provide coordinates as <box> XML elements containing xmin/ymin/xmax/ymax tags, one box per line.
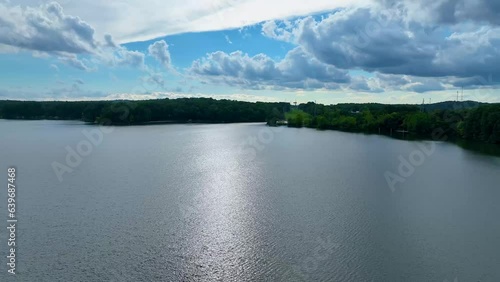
<box><xmin>0</xmin><ymin>120</ymin><xmax>499</xmax><ymax>282</ymax></box>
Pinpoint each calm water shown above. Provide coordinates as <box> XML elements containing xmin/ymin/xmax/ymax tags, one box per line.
<box><xmin>0</xmin><ymin>120</ymin><xmax>499</xmax><ymax>282</ymax></box>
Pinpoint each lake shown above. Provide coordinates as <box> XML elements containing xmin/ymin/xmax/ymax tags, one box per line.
<box><xmin>1</xmin><ymin>120</ymin><xmax>499</xmax><ymax>281</ymax></box>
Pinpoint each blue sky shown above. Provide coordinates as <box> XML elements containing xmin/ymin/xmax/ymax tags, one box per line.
<box><xmin>0</xmin><ymin>0</ymin><xmax>499</xmax><ymax>104</ymax></box>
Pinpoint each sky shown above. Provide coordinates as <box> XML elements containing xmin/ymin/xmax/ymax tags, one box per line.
<box><xmin>0</xmin><ymin>0</ymin><xmax>499</xmax><ymax>104</ymax></box>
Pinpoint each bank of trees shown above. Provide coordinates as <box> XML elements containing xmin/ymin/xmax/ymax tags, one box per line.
<box><xmin>463</xmin><ymin>104</ymin><xmax>500</xmax><ymax>143</ymax></box>
<box><xmin>285</xmin><ymin>102</ymin><xmax>500</xmax><ymax>144</ymax></box>
<box><xmin>0</xmin><ymin>99</ymin><xmax>498</xmax><ymax>143</ymax></box>
<box><xmin>0</xmin><ymin>98</ymin><xmax>290</xmax><ymax>125</ymax></box>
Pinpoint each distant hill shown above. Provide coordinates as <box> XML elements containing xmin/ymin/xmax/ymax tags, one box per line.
<box><xmin>421</xmin><ymin>100</ymin><xmax>486</xmax><ymax>111</ymax></box>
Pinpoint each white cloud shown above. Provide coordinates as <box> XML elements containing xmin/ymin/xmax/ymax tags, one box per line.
<box><xmin>57</xmin><ymin>53</ymin><xmax>95</xmax><ymax>71</ymax></box>
<box><xmin>147</xmin><ymin>40</ymin><xmax>171</xmax><ymax>69</ymax></box>
<box><xmin>10</xmin><ymin>0</ymin><xmax>368</xmax><ymax>43</ymax></box>
<box><xmin>0</xmin><ymin>2</ymin><xmax>148</xmax><ymax>71</ymax></box>
<box><xmin>114</xmin><ymin>49</ymin><xmax>145</xmax><ymax>68</ymax></box>
<box><xmin>0</xmin><ymin>2</ymin><xmax>97</xmax><ymax>53</ymax></box>
<box><xmin>189</xmin><ymin>47</ymin><xmax>349</xmax><ymax>90</ymax></box>
<box><xmin>262</xmin><ymin>6</ymin><xmax>500</xmax><ymax>89</ymax></box>
<box><xmin>261</xmin><ymin>20</ymin><xmax>296</xmax><ymax>41</ymax></box>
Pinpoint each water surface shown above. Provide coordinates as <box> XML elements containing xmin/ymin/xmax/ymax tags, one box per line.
<box><xmin>0</xmin><ymin>120</ymin><xmax>499</xmax><ymax>281</ymax></box>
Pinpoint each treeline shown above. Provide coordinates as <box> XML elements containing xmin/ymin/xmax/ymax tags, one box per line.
<box><xmin>0</xmin><ymin>98</ymin><xmax>498</xmax><ymax>144</ymax></box>
<box><xmin>0</xmin><ymin>99</ymin><xmax>291</xmax><ymax>124</ymax></box>
<box><xmin>463</xmin><ymin>104</ymin><xmax>500</xmax><ymax>143</ymax></box>
<box><xmin>283</xmin><ymin>102</ymin><xmax>500</xmax><ymax>144</ymax></box>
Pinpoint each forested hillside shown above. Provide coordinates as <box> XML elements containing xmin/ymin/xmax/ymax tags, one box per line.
<box><xmin>0</xmin><ymin>99</ymin><xmax>498</xmax><ymax>144</ymax></box>
<box><xmin>284</xmin><ymin>102</ymin><xmax>500</xmax><ymax>144</ymax></box>
<box><xmin>0</xmin><ymin>99</ymin><xmax>290</xmax><ymax>124</ymax></box>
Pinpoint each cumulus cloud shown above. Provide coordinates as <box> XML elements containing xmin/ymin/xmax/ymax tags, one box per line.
<box><xmin>377</xmin><ymin>0</ymin><xmax>500</xmax><ymax>26</ymax></box>
<box><xmin>348</xmin><ymin>76</ymin><xmax>383</xmax><ymax>93</ymax></box>
<box><xmin>295</xmin><ymin>9</ymin><xmax>440</xmax><ymax>75</ymax></box>
<box><xmin>57</xmin><ymin>53</ymin><xmax>95</xmax><ymax>72</ymax></box>
<box><xmin>0</xmin><ymin>1</ymin><xmax>147</xmax><ymax>71</ymax></box>
<box><xmin>189</xmin><ymin>47</ymin><xmax>349</xmax><ymax>90</ymax></box>
<box><xmin>0</xmin><ymin>2</ymin><xmax>97</xmax><ymax>54</ymax></box>
<box><xmin>346</xmin><ymin>74</ymin><xmax>447</xmax><ymax>93</ymax></box>
<box><xmin>261</xmin><ymin>20</ymin><xmax>296</xmax><ymax>41</ymax></box>
<box><xmin>114</xmin><ymin>49</ymin><xmax>145</xmax><ymax>68</ymax></box>
<box><xmin>262</xmin><ymin>5</ymin><xmax>500</xmax><ymax>90</ymax></box>
<box><xmin>104</xmin><ymin>34</ymin><xmax>118</xmax><ymax>48</ymax></box>
<box><xmin>374</xmin><ymin>74</ymin><xmax>445</xmax><ymax>93</ymax></box>
<box><xmin>147</xmin><ymin>40</ymin><xmax>171</xmax><ymax>69</ymax></box>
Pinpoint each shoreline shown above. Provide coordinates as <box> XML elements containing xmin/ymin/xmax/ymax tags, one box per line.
<box><xmin>2</xmin><ymin>118</ymin><xmax>499</xmax><ymax>157</ymax></box>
